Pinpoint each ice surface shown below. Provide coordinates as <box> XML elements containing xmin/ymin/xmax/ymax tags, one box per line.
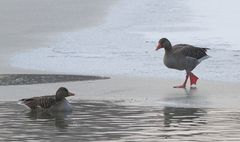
<box><xmin>11</xmin><ymin>0</ymin><xmax>240</xmax><ymax>82</ymax></box>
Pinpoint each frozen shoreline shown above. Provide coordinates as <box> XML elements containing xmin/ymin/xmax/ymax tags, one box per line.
<box><xmin>1</xmin><ymin>75</ymin><xmax>240</xmax><ymax>109</ymax></box>
<box><xmin>0</xmin><ymin>0</ymin><xmax>239</xmax><ymax>104</ymax></box>
<box><xmin>9</xmin><ymin>0</ymin><xmax>240</xmax><ymax>82</ymax></box>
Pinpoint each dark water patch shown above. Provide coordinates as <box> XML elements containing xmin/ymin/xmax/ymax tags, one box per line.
<box><xmin>1</xmin><ymin>100</ymin><xmax>240</xmax><ymax>141</ymax></box>
<box><xmin>0</xmin><ymin>74</ymin><xmax>109</xmax><ymax>86</ymax></box>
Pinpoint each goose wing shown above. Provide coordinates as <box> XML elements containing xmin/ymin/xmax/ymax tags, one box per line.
<box><xmin>19</xmin><ymin>95</ymin><xmax>56</xmax><ymax>110</ymax></box>
<box><xmin>173</xmin><ymin>44</ymin><xmax>209</xmax><ymax>59</ymax></box>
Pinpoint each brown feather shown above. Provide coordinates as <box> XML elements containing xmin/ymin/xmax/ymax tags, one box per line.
<box><xmin>38</xmin><ymin>96</ymin><xmax>56</xmax><ymax>109</ymax></box>
<box><xmin>20</xmin><ymin>95</ymin><xmax>56</xmax><ymax>109</ymax></box>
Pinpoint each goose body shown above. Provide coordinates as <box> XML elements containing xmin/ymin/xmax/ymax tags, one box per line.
<box><xmin>19</xmin><ymin>87</ymin><xmax>75</xmax><ymax>112</ymax></box>
<box><xmin>49</xmin><ymin>98</ymin><xmax>73</xmax><ymax>112</ymax></box>
<box><xmin>156</xmin><ymin>38</ymin><xmax>210</xmax><ymax>88</ymax></box>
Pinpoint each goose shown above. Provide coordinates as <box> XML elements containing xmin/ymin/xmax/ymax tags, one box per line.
<box><xmin>19</xmin><ymin>87</ymin><xmax>75</xmax><ymax>111</ymax></box>
<box><xmin>156</xmin><ymin>38</ymin><xmax>210</xmax><ymax>88</ymax></box>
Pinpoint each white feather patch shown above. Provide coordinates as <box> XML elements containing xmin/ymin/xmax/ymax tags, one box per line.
<box><xmin>198</xmin><ymin>55</ymin><xmax>210</xmax><ymax>62</ymax></box>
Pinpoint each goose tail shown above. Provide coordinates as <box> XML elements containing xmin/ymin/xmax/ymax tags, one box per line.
<box><xmin>198</xmin><ymin>55</ymin><xmax>211</xmax><ymax>62</ymax></box>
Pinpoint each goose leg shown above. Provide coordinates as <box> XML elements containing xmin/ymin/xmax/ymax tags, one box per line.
<box><xmin>189</xmin><ymin>72</ymin><xmax>199</xmax><ymax>86</ymax></box>
<box><xmin>173</xmin><ymin>73</ymin><xmax>189</xmax><ymax>88</ymax></box>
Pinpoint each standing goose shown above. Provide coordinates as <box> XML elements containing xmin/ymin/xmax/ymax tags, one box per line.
<box><xmin>156</xmin><ymin>38</ymin><xmax>210</xmax><ymax>88</ymax></box>
<box><xmin>19</xmin><ymin>87</ymin><xmax>75</xmax><ymax>111</ymax></box>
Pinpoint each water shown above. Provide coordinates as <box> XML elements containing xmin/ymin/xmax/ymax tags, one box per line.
<box><xmin>3</xmin><ymin>1</ymin><xmax>240</xmax><ymax>141</ymax></box>
<box><xmin>1</xmin><ymin>100</ymin><xmax>240</xmax><ymax>141</ymax></box>
<box><xmin>10</xmin><ymin>0</ymin><xmax>240</xmax><ymax>82</ymax></box>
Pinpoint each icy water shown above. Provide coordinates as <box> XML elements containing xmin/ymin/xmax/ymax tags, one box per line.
<box><xmin>11</xmin><ymin>0</ymin><xmax>240</xmax><ymax>82</ymax></box>
<box><xmin>1</xmin><ymin>100</ymin><xmax>240</xmax><ymax>142</ymax></box>
<box><xmin>4</xmin><ymin>0</ymin><xmax>240</xmax><ymax>141</ymax></box>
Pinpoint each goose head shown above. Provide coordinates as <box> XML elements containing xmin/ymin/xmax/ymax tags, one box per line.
<box><xmin>55</xmin><ymin>87</ymin><xmax>75</xmax><ymax>101</ymax></box>
<box><xmin>156</xmin><ymin>38</ymin><xmax>172</xmax><ymax>51</ymax></box>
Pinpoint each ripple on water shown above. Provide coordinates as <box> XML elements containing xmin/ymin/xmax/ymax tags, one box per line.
<box><xmin>0</xmin><ymin>100</ymin><xmax>240</xmax><ymax>141</ymax></box>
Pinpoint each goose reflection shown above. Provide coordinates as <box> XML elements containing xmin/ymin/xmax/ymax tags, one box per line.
<box><xmin>25</xmin><ymin>110</ymin><xmax>72</xmax><ymax>129</ymax></box>
<box><xmin>163</xmin><ymin>106</ymin><xmax>207</xmax><ymax>127</ymax></box>
<box><xmin>184</xmin><ymin>87</ymin><xmax>198</xmax><ymax>95</ymax></box>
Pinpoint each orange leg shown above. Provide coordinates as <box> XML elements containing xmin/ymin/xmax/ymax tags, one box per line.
<box><xmin>173</xmin><ymin>73</ymin><xmax>189</xmax><ymax>88</ymax></box>
<box><xmin>189</xmin><ymin>72</ymin><xmax>199</xmax><ymax>86</ymax></box>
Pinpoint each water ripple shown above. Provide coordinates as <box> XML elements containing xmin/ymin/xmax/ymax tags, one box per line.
<box><xmin>0</xmin><ymin>100</ymin><xmax>240</xmax><ymax>141</ymax></box>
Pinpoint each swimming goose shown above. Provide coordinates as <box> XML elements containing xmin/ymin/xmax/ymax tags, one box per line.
<box><xmin>156</xmin><ymin>38</ymin><xmax>210</xmax><ymax>88</ymax></box>
<box><xmin>19</xmin><ymin>87</ymin><xmax>75</xmax><ymax>111</ymax></box>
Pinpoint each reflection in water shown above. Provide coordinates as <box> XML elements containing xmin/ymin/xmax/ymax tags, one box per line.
<box><xmin>163</xmin><ymin>107</ymin><xmax>207</xmax><ymax>127</ymax></box>
<box><xmin>26</xmin><ymin>110</ymin><xmax>72</xmax><ymax>129</ymax></box>
<box><xmin>184</xmin><ymin>87</ymin><xmax>198</xmax><ymax>95</ymax></box>
<box><xmin>1</xmin><ymin>100</ymin><xmax>240</xmax><ymax>141</ymax></box>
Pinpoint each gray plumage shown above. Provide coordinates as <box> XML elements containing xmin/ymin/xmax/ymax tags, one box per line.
<box><xmin>157</xmin><ymin>38</ymin><xmax>210</xmax><ymax>72</ymax></box>
<box><xmin>156</xmin><ymin>38</ymin><xmax>210</xmax><ymax>88</ymax></box>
